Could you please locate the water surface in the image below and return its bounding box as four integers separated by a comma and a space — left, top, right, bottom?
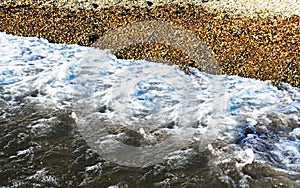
0, 32, 299, 187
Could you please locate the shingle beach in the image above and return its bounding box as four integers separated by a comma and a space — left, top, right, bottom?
0, 0, 299, 87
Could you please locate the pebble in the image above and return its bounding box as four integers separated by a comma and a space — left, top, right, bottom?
0, 1, 299, 87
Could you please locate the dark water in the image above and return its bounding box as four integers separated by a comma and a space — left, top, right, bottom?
0, 99, 299, 188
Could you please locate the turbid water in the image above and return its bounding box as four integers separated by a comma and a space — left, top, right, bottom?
0, 32, 300, 187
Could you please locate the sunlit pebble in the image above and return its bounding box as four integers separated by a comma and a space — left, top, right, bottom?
0, 2, 299, 87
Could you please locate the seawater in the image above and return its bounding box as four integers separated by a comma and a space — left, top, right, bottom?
0, 32, 299, 187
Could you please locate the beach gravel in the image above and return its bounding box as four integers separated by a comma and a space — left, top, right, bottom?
0, 0, 299, 87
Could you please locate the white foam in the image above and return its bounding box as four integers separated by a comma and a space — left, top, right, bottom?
27, 168, 58, 185
1, 32, 299, 172
85, 162, 102, 172
17, 147, 34, 156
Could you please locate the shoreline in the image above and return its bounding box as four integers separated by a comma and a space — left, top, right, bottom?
0, 1, 299, 87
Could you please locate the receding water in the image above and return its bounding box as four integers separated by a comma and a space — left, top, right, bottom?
1, 32, 300, 187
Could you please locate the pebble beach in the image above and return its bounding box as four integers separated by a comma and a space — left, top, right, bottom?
0, 0, 299, 87
1, 1, 300, 187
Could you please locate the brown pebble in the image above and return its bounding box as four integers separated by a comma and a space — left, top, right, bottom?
0, 3, 299, 87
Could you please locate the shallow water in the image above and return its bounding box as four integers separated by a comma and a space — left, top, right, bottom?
0, 32, 300, 187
